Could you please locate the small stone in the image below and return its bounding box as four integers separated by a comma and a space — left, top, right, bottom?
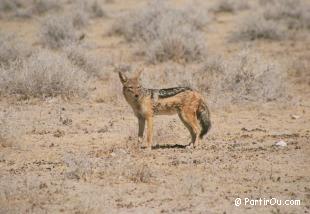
290, 114, 300, 119
275, 140, 287, 147
53, 130, 65, 138
97, 126, 108, 133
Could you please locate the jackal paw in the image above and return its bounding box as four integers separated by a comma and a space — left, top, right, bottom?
140, 145, 152, 150
138, 137, 143, 144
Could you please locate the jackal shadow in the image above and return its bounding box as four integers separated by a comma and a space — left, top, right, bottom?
151, 144, 187, 149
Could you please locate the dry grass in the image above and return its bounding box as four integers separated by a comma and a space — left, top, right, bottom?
137, 49, 286, 105
101, 72, 124, 103
262, 0, 310, 30
145, 25, 206, 63
0, 0, 63, 19
40, 15, 81, 49
0, 112, 13, 148
289, 55, 310, 85
232, 0, 310, 42
0, 32, 32, 66
64, 153, 95, 181
32, 0, 62, 15
0, 108, 24, 148
95, 63, 130, 103
126, 163, 152, 183
112, 1, 208, 63
65, 45, 104, 77
196, 49, 286, 104
0, 0, 24, 13
71, 9, 90, 29
230, 13, 286, 41
210, 0, 249, 13
0, 49, 88, 98
75, 0, 105, 18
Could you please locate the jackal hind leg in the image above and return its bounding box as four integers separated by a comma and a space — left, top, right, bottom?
179, 109, 201, 148
178, 112, 195, 146
146, 116, 153, 150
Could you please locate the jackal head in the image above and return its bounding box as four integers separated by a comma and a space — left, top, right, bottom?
118, 67, 143, 98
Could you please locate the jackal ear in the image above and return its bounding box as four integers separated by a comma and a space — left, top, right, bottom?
134, 67, 143, 79
118, 72, 127, 84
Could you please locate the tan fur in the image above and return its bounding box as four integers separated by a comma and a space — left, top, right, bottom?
118, 68, 211, 149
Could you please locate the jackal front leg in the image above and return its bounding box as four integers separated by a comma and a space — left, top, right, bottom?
138, 117, 145, 144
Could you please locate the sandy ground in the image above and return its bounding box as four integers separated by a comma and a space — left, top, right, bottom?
0, 0, 310, 213
1, 98, 309, 213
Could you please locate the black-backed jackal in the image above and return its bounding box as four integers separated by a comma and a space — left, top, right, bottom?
119, 68, 211, 149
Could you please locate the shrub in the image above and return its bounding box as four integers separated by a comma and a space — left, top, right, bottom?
146, 24, 206, 63
262, 0, 310, 30
196, 50, 286, 104
0, 0, 21, 12
71, 10, 90, 29
0, 0, 62, 19
231, 0, 310, 42
289, 55, 310, 85
32, 0, 62, 15
180, 4, 210, 30
0, 33, 32, 66
76, 0, 105, 18
230, 14, 286, 41
112, 1, 208, 63
0, 110, 23, 148
0, 49, 87, 98
65, 45, 102, 77
127, 164, 152, 183
88, 1, 105, 18
0, 0, 28, 19
0, 112, 12, 148
210, 0, 249, 13
40, 15, 79, 49
14, 7, 33, 19
64, 153, 94, 181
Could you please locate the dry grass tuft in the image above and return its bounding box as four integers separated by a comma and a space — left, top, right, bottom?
40, 15, 80, 49
196, 49, 286, 104
75, 0, 105, 18
288, 55, 310, 85
112, 1, 208, 63
262, 0, 310, 30
0, 120, 13, 148
0, 49, 88, 98
232, 0, 310, 42
64, 153, 95, 181
65, 45, 103, 77
0, 33, 32, 66
210, 0, 249, 13
0, 0, 63, 19
230, 14, 286, 41
0, 0, 24, 13
32, 0, 62, 15
71, 9, 90, 29
0, 110, 21, 148
127, 163, 152, 183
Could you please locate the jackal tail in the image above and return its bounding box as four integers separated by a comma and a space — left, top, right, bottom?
197, 101, 211, 139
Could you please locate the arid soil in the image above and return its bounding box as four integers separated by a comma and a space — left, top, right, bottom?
0, 0, 310, 213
